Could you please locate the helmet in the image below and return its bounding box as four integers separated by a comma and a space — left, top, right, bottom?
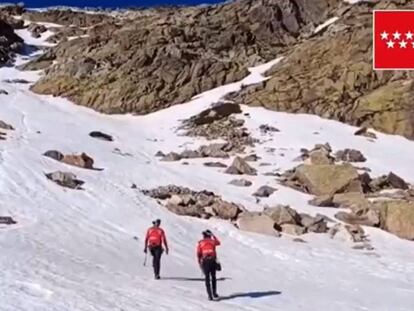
202, 230, 212, 238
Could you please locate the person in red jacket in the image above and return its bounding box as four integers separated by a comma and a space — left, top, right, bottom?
197, 230, 221, 300
144, 219, 169, 279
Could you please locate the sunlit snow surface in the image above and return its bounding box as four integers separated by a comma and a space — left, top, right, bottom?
0, 23, 414, 311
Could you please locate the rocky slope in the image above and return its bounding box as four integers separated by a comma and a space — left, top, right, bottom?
0, 18, 23, 65
16, 0, 341, 113
230, 0, 414, 139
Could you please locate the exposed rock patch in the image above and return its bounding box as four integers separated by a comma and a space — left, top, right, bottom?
89, 131, 113, 142
46, 171, 85, 189
43, 150, 97, 170
0, 216, 17, 225
28, 0, 340, 114
0, 18, 23, 65
253, 185, 277, 197
229, 179, 252, 187
142, 185, 245, 220
204, 162, 227, 168
0, 120, 14, 130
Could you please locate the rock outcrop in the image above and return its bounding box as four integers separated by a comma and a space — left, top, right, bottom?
0, 18, 23, 65
142, 185, 245, 220
285, 163, 361, 196
27, 0, 341, 114
230, 1, 414, 140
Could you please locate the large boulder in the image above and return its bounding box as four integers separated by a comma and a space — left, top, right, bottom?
374, 200, 414, 240
211, 201, 242, 220
293, 164, 361, 196
264, 205, 301, 226
225, 156, 257, 176
332, 192, 370, 212
236, 212, 281, 237
335, 210, 380, 227
62, 153, 95, 169
300, 213, 329, 233
281, 224, 307, 236
369, 172, 409, 192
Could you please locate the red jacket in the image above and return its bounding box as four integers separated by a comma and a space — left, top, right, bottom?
197, 236, 220, 262
145, 227, 168, 250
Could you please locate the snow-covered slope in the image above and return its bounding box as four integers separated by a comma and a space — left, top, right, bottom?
1, 26, 414, 311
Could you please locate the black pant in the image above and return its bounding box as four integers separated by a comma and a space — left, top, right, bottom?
149, 246, 163, 277
202, 256, 217, 299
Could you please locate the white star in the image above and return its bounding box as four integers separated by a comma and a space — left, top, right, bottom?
400, 40, 408, 48
393, 31, 401, 40
387, 40, 395, 48
406, 31, 414, 40
380, 31, 389, 40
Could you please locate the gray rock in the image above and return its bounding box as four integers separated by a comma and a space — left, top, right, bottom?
204, 162, 227, 168
335, 149, 366, 162
198, 143, 229, 158
387, 172, 409, 190
308, 195, 333, 207
161, 152, 182, 162
43, 150, 64, 161
0, 216, 17, 225
225, 156, 257, 176
259, 124, 280, 134
45, 171, 85, 189
264, 205, 301, 226
229, 179, 252, 187
180, 149, 202, 159
155, 151, 165, 157
243, 154, 261, 162
0, 120, 14, 130
187, 103, 242, 126
299, 213, 328, 233
0, 89, 8, 95
253, 185, 277, 197
89, 131, 113, 142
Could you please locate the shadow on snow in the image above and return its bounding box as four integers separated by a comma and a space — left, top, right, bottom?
218, 290, 281, 301
162, 276, 231, 282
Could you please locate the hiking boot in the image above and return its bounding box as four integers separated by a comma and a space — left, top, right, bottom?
208, 296, 213, 301
213, 293, 219, 299
155, 275, 161, 280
